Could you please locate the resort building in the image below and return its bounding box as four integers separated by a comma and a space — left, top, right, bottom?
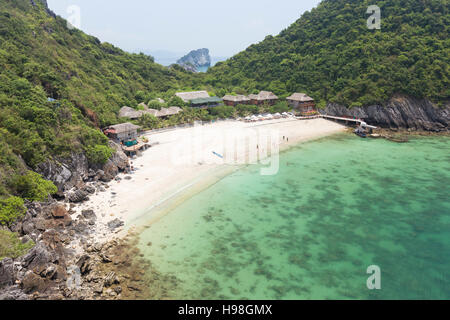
104, 123, 141, 144
175, 91, 210, 103
286, 93, 316, 113
190, 97, 223, 108
222, 95, 251, 106
119, 106, 144, 120
175, 90, 222, 108
156, 107, 183, 119
118, 106, 182, 120
248, 91, 279, 105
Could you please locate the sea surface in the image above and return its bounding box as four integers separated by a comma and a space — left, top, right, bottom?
136, 134, 450, 299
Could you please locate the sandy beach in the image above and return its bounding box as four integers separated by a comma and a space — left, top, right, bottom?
74, 118, 346, 243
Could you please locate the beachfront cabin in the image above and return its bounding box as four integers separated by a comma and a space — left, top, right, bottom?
248, 91, 278, 106
104, 123, 141, 144
119, 106, 144, 120
222, 95, 251, 107
119, 106, 182, 120
155, 107, 183, 119
286, 93, 316, 113
175, 91, 210, 103
190, 96, 223, 108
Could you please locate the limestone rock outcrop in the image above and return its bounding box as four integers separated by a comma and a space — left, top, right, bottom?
320, 95, 449, 132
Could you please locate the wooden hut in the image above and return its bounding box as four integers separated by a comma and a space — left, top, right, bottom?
104, 123, 141, 144
155, 107, 183, 119
222, 95, 251, 106
286, 93, 316, 113
119, 106, 143, 120
175, 91, 210, 103
248, 91, 278, 105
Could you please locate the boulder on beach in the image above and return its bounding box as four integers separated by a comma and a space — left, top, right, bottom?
107, 219, 124, 231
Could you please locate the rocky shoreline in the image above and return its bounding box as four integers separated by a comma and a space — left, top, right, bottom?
0, 138, 182, 300
1, 140, 145, 300
320, 95, 449, 132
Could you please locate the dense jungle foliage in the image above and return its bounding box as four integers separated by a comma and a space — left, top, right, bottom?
206, 0, 449, 108
0, 0, 202, 204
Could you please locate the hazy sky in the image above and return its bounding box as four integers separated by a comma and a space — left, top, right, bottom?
47, 0, 320, 57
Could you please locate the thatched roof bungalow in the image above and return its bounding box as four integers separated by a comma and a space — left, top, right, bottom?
222, 95, 251, 106
119, 106, 182, 120
248, 91, 278, 105
119, 106, 144, 120
175, 91, 210, 103
156, 107, 183, 118
286, 93, 316, 112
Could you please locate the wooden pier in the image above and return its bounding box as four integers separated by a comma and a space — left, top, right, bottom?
319, 114, 377, 129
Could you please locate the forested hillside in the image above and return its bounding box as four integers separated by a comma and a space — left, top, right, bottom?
206, 0, 449, 108
0, 0, 199, 199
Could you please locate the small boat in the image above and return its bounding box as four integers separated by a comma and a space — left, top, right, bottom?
354, 127, 367, 138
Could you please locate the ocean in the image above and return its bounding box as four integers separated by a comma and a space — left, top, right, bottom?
135, 133, 450, 299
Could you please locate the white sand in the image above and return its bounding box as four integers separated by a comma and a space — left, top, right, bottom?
74, 118, 346, 242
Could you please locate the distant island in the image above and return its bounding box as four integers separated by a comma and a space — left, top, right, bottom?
141, 49, 227, 71
176, 48, 211, 73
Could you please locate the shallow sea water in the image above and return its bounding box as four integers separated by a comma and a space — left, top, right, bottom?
136, 134, 450, 299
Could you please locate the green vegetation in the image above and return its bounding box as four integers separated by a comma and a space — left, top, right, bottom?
10, 171, 57, 202
206, 0, 449, 107
0, 0, 200, 196
0, 230, 34, 260
208, 105, 235, 119
85, 145, 113, 165
0, 196, 26, 226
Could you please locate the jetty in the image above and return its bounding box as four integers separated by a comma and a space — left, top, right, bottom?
320, 114, 377, 129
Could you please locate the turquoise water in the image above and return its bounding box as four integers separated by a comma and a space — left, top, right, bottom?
197, 66, 209, 73
137, 134, 450, 299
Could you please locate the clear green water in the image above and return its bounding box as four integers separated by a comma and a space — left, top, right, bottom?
137, 134, 450, 300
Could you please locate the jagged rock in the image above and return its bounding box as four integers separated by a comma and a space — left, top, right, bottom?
93, 283, 104, 294
34, 218, 48, 231
21, 235, 33, 244
22, 242, 55, 270
321, 95, 449, 132
100, 253, 112, 263
93, 243, 103, 252
68, 189, 89, 203
107, 219, 124, 231
38, 264, 57, 279
76, 255, 92, 275
83, 185, 96, 194
0, 258, 15, 289
36, 153, 89, 193
22, 220, 36, 235
50, 204, 68, 218
103, 272, 119, 287
109, 141, 129, 171
100, 160, 119, 182
21, 271, 49, 294
81, 210, 96, 222
0, 285, 29, 300
71, 220, 90, 234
